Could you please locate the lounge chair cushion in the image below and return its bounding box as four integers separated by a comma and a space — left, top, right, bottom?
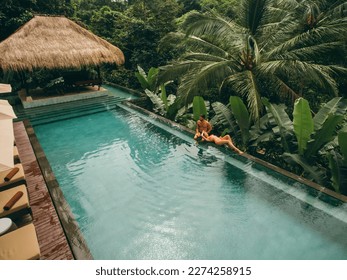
13, 146, 20, 163
0, 164, 26, 190
0, 185, 30, 218
0, 223, 40, 260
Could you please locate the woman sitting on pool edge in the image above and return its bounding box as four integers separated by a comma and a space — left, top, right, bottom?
201, 132, 243, 154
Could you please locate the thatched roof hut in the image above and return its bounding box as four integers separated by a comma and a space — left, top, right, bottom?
0, 15, 125, 72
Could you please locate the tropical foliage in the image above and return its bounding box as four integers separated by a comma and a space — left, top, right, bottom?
135, 66, 209, 129
135, 65, 176, 117
158, 0, 347, 121
210, 95, 347, 193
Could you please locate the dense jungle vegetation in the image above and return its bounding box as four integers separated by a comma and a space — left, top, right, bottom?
1, 0, 347, 194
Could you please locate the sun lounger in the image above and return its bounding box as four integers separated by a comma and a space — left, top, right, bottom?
0, 164, 26, 191
0, 184, 32, 219
0, 223, 40, 260
73, 79, 102, 90
14, 146, 20, 163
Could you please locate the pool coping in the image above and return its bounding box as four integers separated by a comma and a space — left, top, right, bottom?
23, 119, 93, 260
124, 101, 347, 204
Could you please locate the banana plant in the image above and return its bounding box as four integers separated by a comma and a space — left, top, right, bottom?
135, 65, 159, 92
283, 97, 347, 187
229, 96, 250, 146
136, 65, 176, 117
144, 89, 167, 116
175, 96, 210, 130
293, 98, 313, 155
144, 86, 176, 117
210, 95, 347, 192
210, 96, 255, 148
262, 97, 295, 153
192, 96, 207, 121
259, 96, 347, 187
210, 101, 238, 137
305, 97, 347, 158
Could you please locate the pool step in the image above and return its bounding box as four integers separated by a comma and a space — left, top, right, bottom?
14, 95, 126, 125
19, 96, 121, 120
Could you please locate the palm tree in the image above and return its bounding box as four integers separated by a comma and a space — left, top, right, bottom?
159, 0, 347, 122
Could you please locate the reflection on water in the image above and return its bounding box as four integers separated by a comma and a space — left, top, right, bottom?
196, 148, 219, 166
34, 108, 347, 260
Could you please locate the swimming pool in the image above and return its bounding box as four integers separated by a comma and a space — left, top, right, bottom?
34, 102, 347, 260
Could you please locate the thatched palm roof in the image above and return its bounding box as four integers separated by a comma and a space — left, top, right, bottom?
0, 15, 125, 72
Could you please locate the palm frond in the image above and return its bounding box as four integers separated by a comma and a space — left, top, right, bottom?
183, 11, 245, 39
184, 35, 231, 57
258, 17, 300, 52
299, 62, 340, 96
320, 1, 347, 23
159, 32, 186, 50
259, 60, 339, 96
161, 32, 235, 58
266, 23, 347, 59
183, 52, 229, 62
223, 70, 263, 122
280, 41, 344, 61
211, 101, 238, 135
238, 0, 272, 35
181, 11, 246, 54
158, 60, 211, 85
272, 75, 301, 102
176, 61, 233, 106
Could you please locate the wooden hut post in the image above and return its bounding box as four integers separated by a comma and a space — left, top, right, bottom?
19, 71, 30, 97
97, 66, 101, 90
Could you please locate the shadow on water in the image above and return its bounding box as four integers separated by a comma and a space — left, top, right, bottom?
196, 148, 219, 166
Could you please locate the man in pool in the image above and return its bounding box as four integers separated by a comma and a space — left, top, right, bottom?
202, 133, 243, 154
194, 114, 212, 140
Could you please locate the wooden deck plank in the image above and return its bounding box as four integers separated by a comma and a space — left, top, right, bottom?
13, 121, 74, 260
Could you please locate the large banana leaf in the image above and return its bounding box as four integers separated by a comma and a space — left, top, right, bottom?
283, 153, 325, 185
249, 114, 272, 144
167, 94, 176, 107
211, 102, 237, 135
318, 123, 347, 155
328, 151, 341, 193
293, 98, 314, 155
229, 96, 250, 145
145, 89, 166, 116
313, 97, 347, 130
175, 102, 193, 121
135, 72, 150, 90
147, 67, 159, 91
193, 96, 207, 121
262, 98, 293, 152
135, 66, 159, 92
160, 84, 168, 110
137, 65, 147, 79
305, 114, 344, 157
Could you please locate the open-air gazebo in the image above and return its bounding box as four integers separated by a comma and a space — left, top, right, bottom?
0, 15, 125, 104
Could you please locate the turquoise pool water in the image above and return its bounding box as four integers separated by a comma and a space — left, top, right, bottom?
34, 106, 347, 260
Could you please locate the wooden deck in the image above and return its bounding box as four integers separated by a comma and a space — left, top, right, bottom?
13, 121, 74, 260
